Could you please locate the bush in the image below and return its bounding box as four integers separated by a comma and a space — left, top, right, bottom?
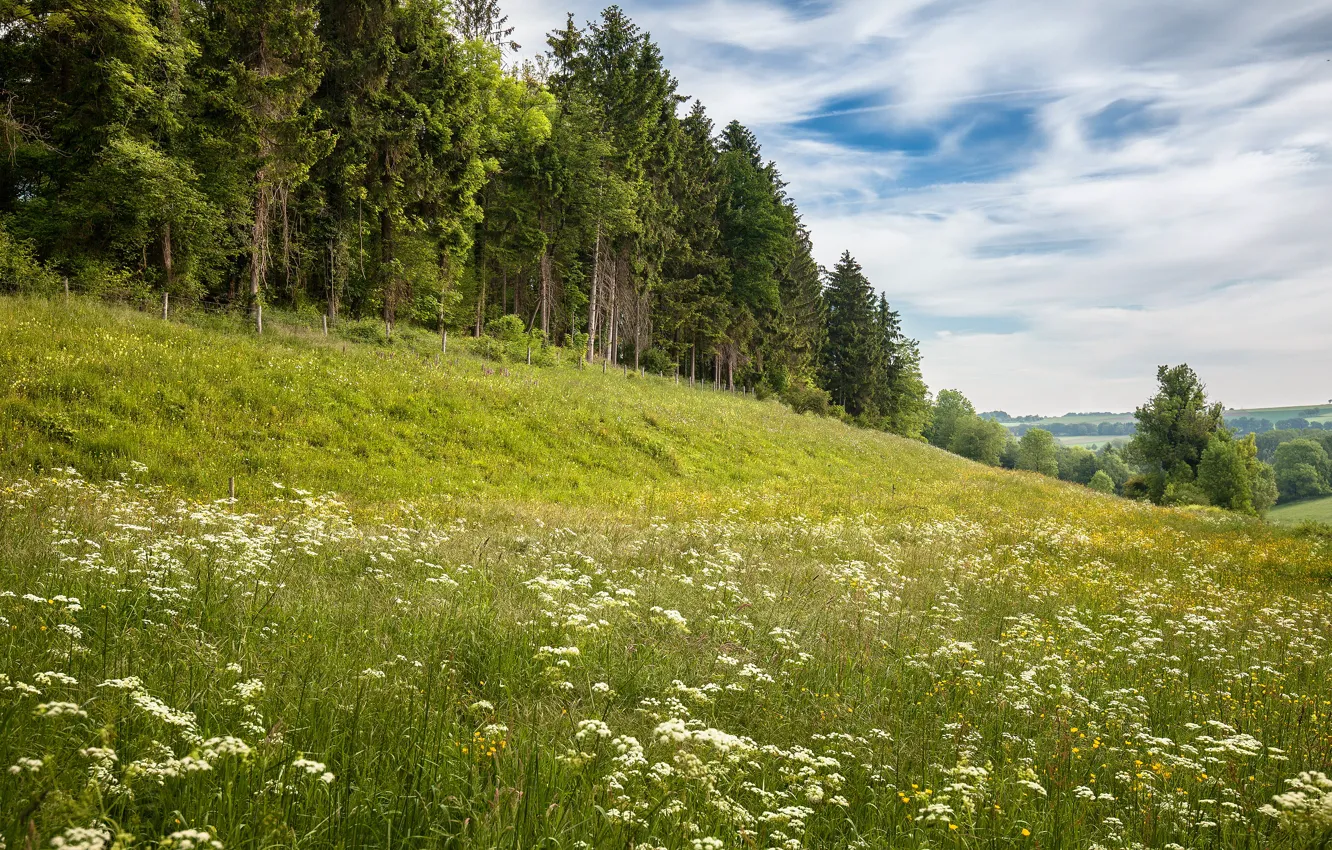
485, 314, 527, 343
1165, 481, 1211, 508
0, 221, 63, 294
782, 383, 831, 416
1089, 469, 1116, 494
1122, 475, 1152, 501
641, 348, 672, 376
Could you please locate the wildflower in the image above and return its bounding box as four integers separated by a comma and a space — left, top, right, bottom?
35, 701, 88, 719
8, 757, 43, 775
159, 830, 223, 850
291, 757, 335, 783
48, 827, 113, 850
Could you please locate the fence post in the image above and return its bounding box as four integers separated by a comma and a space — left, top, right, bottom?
63, 278, 69, 305
526, 345, 532, 365
322, 315, 328, 336
162, 291, 169, 320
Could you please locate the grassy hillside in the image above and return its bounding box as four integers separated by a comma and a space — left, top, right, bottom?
1, 297, 1086, 524
1269, 495, 1332, 526
3, 297, 1331, 850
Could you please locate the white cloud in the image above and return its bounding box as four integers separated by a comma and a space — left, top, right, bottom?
508, 0, 1332, 412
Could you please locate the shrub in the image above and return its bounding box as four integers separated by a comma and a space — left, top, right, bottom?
1122, 475, 1152, 501
1165, 481, 1211, 507
641, 348, 672, 376
485, 314, 527, 343
1089, 469, 1115, 494
782, 383, 831, 416
0, 221, 62, 294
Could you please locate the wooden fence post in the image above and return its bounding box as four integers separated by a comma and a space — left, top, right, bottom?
63, 278, 69, 305
526, 346, 532, 365
322, 315, 328, 336
256, 303, 263, 335
162, 292, 169, 320
228, 477, 235, 500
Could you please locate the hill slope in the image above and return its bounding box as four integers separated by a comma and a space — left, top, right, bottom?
2, 297, 1330, 850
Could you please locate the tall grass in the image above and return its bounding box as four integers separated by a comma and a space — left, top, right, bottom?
2, 297, 1330, 849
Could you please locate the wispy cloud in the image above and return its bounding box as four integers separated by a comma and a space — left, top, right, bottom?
510, 0, 1332, 413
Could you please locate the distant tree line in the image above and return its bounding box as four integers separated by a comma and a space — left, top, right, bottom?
0, 1, 930, 437
1010, 421, 1136, 438
932, 365, 1330, 515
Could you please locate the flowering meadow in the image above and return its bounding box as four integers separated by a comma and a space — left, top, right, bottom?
2, 465, 1330, 850
3, 299, 1332, 848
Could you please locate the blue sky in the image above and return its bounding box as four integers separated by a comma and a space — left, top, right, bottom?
509, 0, 1332, 413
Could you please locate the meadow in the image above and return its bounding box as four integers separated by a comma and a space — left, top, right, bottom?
1269, 495, 1332, 527
3, 297, 1332, 850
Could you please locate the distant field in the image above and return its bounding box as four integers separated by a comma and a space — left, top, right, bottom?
1006, 403, 1332, 433
1269, 495, 1332, 526
1054, 435, 1129, 449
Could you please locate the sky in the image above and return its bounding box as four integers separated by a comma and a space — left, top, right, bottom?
506, 0, 1332, 414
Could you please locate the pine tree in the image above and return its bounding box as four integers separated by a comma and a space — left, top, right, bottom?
453, 0, 519, 53
821, 251, 876, 415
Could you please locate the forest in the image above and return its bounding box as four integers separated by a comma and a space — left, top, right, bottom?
0, 0, 930, 434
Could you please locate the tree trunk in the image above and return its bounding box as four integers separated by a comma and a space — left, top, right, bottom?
539, 248, 552, 337
380, 202, 395, 336
475, 236, 486, 337
587, 223, 601, 361
608, 262, 618, 364
250, 183, 267, 308
162, 221, 174, 291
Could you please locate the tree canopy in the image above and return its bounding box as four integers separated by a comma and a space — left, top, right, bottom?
0, 0, 930, 438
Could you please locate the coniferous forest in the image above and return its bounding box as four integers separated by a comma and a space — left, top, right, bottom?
0, 0, 931, 435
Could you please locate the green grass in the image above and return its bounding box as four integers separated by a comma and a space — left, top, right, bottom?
3, 296, 1332, 850
1268, 494, 1332, 526
1051, 435, 1129, 449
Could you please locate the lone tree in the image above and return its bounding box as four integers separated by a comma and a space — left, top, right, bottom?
1129, 364, 1225, 501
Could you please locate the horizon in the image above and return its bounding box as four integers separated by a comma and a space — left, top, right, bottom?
511, 0, 1332, 413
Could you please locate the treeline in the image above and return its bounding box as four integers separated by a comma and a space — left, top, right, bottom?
926, 391, 1131, 495
1228, 415, 1332, 435
0, 0, 929, 435
931, 365, 1329, 514
1010, 421, 1136, 438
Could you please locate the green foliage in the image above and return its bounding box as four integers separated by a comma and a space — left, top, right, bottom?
1018, 428, 1060, 477
3, 296, 1332, 850
1088, 469, 1116, 494
1130, 364, 1226, 494
640, 348, 672, 375
1197, 434, 1254, 514
1056, 445, 1099, 485
0, 1, 933, 440
927, 389, 976, 450
948, 417, 1009, 466
781, 382, 832, 417
1273, 439, 1332, 502
0, 221, 62, 294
